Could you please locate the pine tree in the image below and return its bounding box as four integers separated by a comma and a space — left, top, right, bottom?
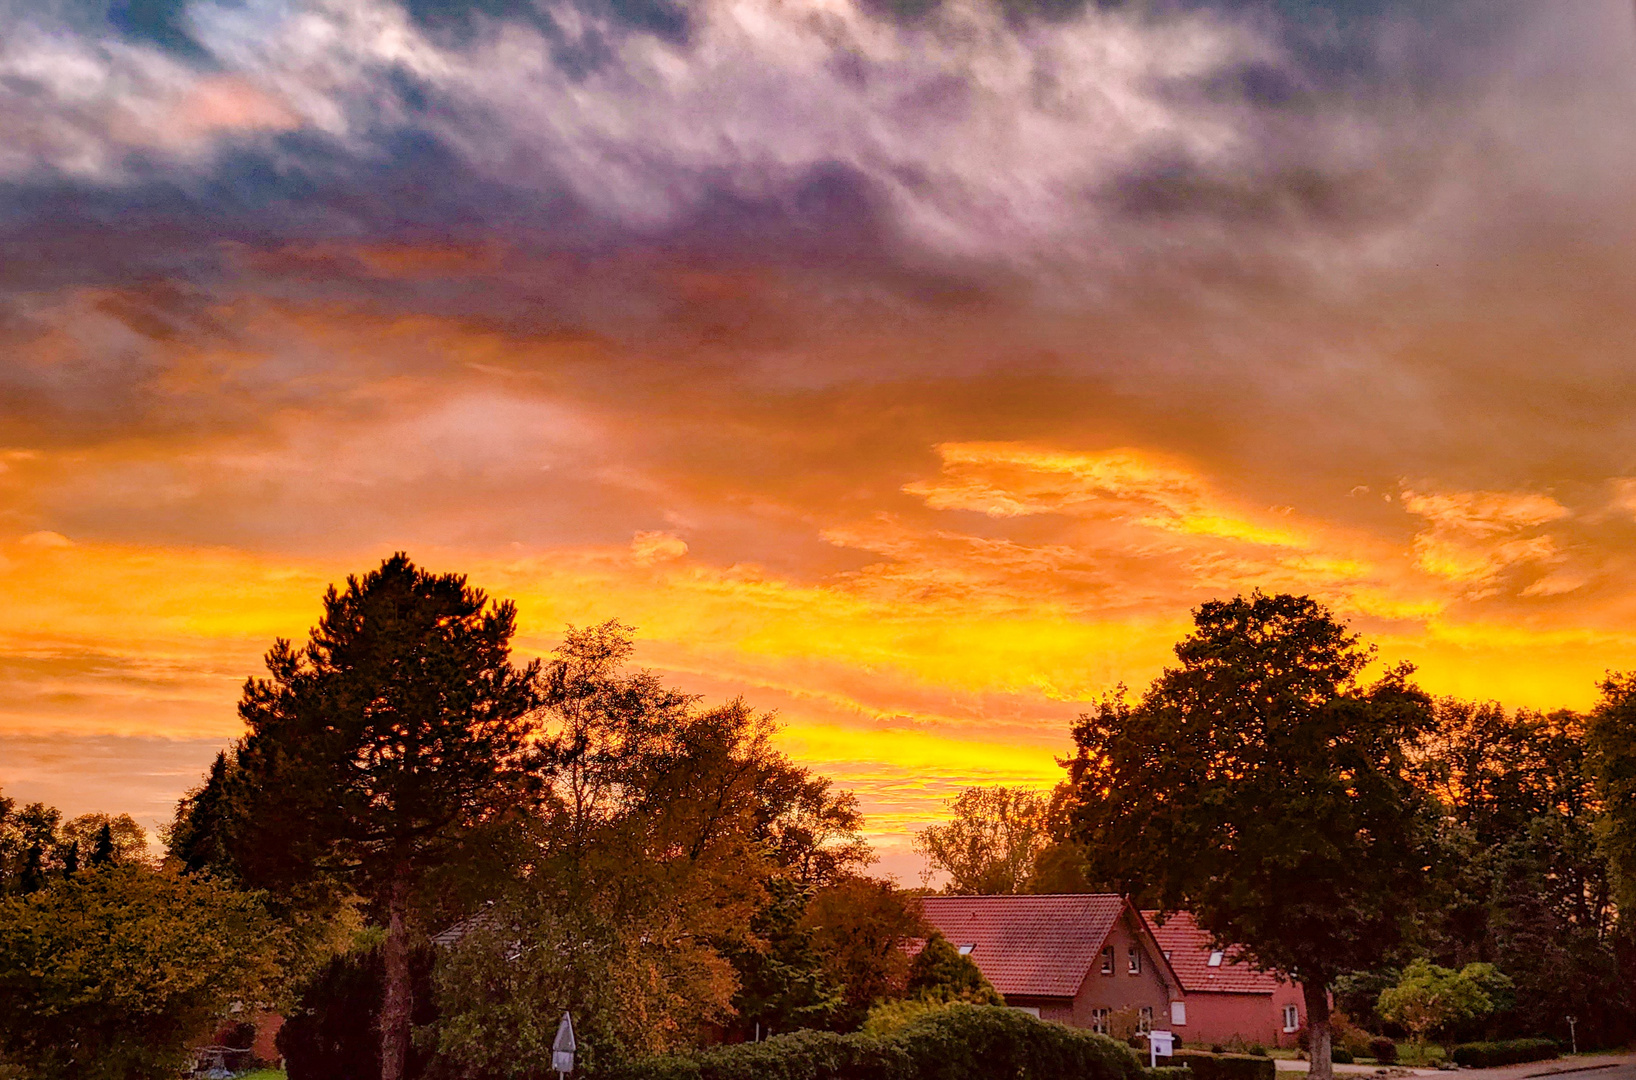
224, 554, 541, 1080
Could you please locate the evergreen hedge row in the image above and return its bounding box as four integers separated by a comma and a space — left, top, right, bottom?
602, 1004, 1163, 1080
1449, 1039, 1559, 1068
1169, 1049, 1277, 1080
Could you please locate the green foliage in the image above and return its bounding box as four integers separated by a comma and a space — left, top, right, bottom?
1168, 1051, 1276, 1080
1143, 1068, 1194, 1080
861, 998, 955, 1037
0, 792, 64, 894
1409, 699, 1625, 1045
1589, 673, 1636, 915
0, 864, 283, 1080
604, 1003, 1144, 1080
429, 621, 885, 1073
905, 930, 1002, 1005
802, 876, 929, 1028
914, 786, 1051, 895
724, 876, 846, 1038
1376, 959, 1507, 1043
1071, 593, 1439, 1077
1448, 1039, 1559, 1067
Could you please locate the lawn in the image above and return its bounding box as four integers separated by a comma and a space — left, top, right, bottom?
235, 1070, 286, 1080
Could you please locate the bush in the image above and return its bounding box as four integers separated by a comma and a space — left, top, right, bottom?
1331, 1049, 1353, 1064
1145, 1068, 1193, 1080
1368, 1037, 1397, 1064
1169, 1050, 1276, 1080
604, 1004, 1144, 1080
1449, 1039, 1558, 1068
1295, 1013, 1370, 1060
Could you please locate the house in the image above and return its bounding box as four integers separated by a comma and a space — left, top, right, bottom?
918, 894, 1182, 1035
1142, 910, 1306, 1049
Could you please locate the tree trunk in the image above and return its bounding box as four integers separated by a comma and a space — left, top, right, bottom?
380, 872, 413, 1080
1304, 979, 1333, 1080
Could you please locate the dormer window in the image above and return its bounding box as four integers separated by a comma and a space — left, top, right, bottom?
1208, 950, 1224, 967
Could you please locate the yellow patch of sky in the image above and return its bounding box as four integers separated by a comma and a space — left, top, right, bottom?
3, 443, 1633, 850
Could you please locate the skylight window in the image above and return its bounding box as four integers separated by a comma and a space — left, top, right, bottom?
958, 944, 975, 956
1207, 951, 1224, 967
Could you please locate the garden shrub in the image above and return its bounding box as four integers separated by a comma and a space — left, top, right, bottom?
1170, 1050, 1277, 1080
1144, 1067, 1193, 1080
603, 1004, 1145, 1080
862, 998, 953, 1038
1367, 1037, 1397, 1064
1331, 1048, 1353, 1064
1449, 1039, 1558, 1068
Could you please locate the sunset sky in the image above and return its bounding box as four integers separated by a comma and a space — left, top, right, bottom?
5, 0, 1636, 878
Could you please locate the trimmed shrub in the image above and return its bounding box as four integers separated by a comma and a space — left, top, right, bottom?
1449, 1039, 1558, 1068
1145, 1067, 1194, 1080
1331, 1048, 1353, 1064
1368, 1037, 1397, 1065
1170, 1050, 1277, 1080
603, 1004, 1144, 1080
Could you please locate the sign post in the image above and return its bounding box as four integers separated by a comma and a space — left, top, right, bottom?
552, 1012, 576, 1077
1149, 1030, 1174, 1069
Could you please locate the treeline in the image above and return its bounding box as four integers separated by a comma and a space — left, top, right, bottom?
4, 567, 1636, 1080
915, 595, 1636, 1058
0, 556, 996, 1080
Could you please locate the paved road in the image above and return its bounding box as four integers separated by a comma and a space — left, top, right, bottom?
1273, 1055, 1636, 1080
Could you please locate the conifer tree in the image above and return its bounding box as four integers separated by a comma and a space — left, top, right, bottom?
224, 554, 541, 1080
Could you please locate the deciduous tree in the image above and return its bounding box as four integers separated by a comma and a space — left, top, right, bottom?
1376, 959, 1506, 1046
0, 864, 282, 1080
1070, 592, 1438, 1080
914, 785, 1050, 895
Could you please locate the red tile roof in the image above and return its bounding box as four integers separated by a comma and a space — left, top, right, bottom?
919, 893, 1129, 998
1142, 910, 1284, 995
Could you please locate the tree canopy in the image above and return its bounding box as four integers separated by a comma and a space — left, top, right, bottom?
1070, 592, 1439, 1080
0, 864, 282, 1080
208, 554, 544, 1080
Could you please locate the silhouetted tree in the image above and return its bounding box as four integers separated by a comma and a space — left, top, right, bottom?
1070, 592, 1438, 1080
224, 554, 542, 1080
914, 785, 1050, 895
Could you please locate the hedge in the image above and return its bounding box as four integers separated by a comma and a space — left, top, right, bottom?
1169, 1050, 1277, 1080
1144, 1067, 1194, 1080
1449, 1040, 1558, 1068
603, 1004, 1147, 1080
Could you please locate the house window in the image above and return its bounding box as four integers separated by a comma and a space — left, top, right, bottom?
1101, 947, 1115, 975
1090, 1008, 1110, 1035
1128, 947, 1142, 975
958, 944, 975, 956
1139, 1006, 1154, 1033
1207, 950, 1224, 967
1171, 1001, 1188, 1027
1283, 1004, 1300, 1032
1013, 1006, 1040, 1018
